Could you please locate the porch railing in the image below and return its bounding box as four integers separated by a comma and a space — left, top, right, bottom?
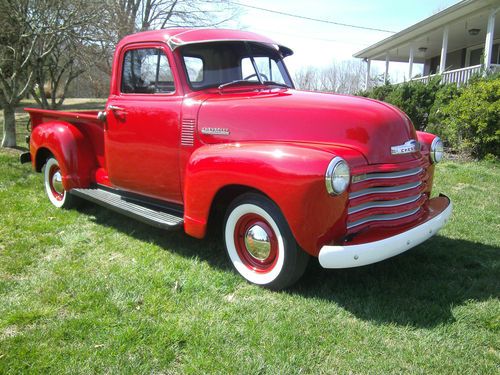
411, 64, 500, 86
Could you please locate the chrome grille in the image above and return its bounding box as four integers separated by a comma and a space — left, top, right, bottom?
347, 165, 428, 233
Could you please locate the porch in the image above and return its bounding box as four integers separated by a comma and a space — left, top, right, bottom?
354, 0, 500, 88
412, 63, 500, 85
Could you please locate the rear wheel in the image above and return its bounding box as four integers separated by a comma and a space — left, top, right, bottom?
224, 193, 309, 290
43, 157, 78, 209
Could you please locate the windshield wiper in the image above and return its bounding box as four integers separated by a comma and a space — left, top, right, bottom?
218, 80, 263, 90
218, 80, 291, 90
263, 81, 291, 88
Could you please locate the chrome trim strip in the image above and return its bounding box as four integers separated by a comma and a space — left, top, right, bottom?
352, 167, 422, 184
348, 194, 422, 215
349, 181, 421, 199
347, 207, 421, 230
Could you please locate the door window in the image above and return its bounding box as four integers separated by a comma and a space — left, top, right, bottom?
121, 48, 175, 94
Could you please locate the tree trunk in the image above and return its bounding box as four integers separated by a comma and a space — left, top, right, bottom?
1, 106, 17, 148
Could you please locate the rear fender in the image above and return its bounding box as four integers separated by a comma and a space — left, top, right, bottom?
183, 142, 357, 256
30, 121, 96, 190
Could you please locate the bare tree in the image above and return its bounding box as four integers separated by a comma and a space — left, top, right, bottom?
294, 60, 368, 95
30, 2, 103, 109
294, 67, 320, 91
93, 0, 238, 75
0, 0, 102, 147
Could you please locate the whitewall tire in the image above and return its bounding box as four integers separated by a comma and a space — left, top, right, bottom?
43, 157, 78, 209
224, 193, 309, 290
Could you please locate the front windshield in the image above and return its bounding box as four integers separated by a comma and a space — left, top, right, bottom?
179, 41, 294, 90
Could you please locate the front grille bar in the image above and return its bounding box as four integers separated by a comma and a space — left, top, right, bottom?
349, 181, 421, 199
348, 194, 422, 215
347, 207, 421, 230
352, 167, 423, 184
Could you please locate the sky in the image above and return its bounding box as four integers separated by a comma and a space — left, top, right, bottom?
224, 0, 462, 82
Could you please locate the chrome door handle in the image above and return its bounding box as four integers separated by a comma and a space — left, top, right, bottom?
108, 105, 125, 111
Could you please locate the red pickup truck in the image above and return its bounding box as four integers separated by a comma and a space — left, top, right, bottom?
22, 29, 452, 289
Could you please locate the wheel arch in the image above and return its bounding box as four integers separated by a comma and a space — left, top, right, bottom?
30, 121, 97, 190
35, 147, 53, 172
206, 184, 273, 236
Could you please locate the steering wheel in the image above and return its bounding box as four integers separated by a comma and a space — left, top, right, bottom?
243, 73, 269, 81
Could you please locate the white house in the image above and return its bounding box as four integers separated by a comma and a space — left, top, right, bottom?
354, 0, 499, 88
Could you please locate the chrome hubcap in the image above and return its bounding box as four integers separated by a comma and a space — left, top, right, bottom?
51, 170, 64, 195
244, 224, 271, 260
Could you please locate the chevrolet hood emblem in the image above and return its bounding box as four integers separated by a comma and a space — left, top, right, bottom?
391, 140, 419, 155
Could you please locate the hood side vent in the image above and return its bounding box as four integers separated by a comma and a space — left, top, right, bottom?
181, 118, 196, 146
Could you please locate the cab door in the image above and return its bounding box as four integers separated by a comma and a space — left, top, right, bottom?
105, 44, 183, 204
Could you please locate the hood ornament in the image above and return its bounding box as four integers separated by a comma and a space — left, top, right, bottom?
391, 140, 419, 155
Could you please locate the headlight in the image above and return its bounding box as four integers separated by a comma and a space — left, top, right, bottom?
430, 137, 444, 163
325, 157, 350, 195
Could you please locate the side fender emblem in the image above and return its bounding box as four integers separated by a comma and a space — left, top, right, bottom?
391, 140, 419, 155
201, 127, 230, 136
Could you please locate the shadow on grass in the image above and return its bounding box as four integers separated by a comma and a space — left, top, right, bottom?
79, 203, 499, 328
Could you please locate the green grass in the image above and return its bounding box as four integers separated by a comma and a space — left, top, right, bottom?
0, 119, 499, 372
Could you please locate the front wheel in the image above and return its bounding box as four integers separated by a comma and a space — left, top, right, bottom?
224, 193, 309, 290
43, 157, 78, 209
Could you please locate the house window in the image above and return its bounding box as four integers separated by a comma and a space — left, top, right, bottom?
121, 48, 175, 94
467, 43, 500, 66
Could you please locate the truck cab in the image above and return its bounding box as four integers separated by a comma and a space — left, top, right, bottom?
24, 29, 452, 289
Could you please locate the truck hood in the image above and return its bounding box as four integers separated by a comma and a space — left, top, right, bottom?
197, 89, 419, 164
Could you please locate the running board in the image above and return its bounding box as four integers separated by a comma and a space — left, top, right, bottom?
71, 188, 184, 230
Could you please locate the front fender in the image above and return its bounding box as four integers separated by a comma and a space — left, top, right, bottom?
416, 131, 437, 194
184, 142, 363, 256
30, 121, 96, 190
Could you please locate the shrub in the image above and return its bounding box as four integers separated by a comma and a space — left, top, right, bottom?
437, 77, 499, 159
427, 83, 462, 136
359, 77, 442, 130
384, 78, 442, 130
357, 83, 395, 101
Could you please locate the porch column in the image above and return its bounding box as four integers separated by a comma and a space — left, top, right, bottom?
439, 26, 449, 73
484, 8, 498, 70
384, 53, 389, 83
365, 59, 371, 90
408, 46, 414, 79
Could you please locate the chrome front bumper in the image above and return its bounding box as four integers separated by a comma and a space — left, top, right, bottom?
318, 196, 452, 268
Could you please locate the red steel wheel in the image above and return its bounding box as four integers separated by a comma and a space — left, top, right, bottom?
234, 213, 279, 273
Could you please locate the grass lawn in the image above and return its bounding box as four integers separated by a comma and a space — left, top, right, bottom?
0, 103, 499, 373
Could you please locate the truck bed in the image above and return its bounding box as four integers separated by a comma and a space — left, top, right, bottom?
25, 107, 106, 172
